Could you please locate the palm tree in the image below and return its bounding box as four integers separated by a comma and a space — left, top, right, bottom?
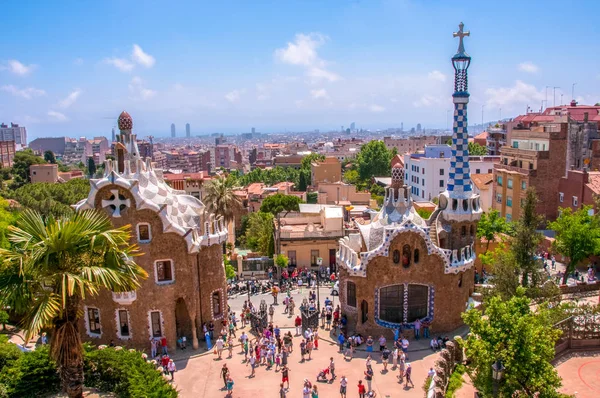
203, 175, 243, 223
0, 209, 147, 398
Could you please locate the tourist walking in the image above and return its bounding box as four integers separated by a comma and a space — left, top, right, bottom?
295, 315, 302, 336
167, 359, 176, 381
339, 375, 348, 398
381, 346, 391, 371
221, 364, 229, 388
279, 383, 287, 398
311, 384, 319, 398
414, 319, 421, 340
247, 353, 256, 377
364, 365, 374, 392
215, 336, 224, 359
329, 357, 336, 380
226, 375, 234, 397
405, 363, 414, 388
281, 365, 290, 389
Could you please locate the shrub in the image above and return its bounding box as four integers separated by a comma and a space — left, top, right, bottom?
83, 344, 177, 398
445, 364, 466, 398
0, 345, 60, 397
0, 336, 23, 373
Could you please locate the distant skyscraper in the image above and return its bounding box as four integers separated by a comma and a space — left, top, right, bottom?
171, 123, 176, 138
111, 127, 115, 142
416, 123, 422, 133
251, 127, 256, 134
350, 122, 356, 131
186, 123, 191, 138
400, 122, 404, 132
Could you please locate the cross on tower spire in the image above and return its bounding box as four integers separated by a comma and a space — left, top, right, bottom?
453, 22, 470, 56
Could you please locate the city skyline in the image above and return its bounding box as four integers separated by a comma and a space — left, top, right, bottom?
2, 0, 599, 139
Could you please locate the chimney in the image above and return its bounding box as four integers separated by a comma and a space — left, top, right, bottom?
570, 100, 577, 107
584, 112, 589, 123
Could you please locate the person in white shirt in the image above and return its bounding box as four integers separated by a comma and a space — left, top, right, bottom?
428, 367, 436, 378
167, 359, 176, 380
215, 337, 224, 359
339, 375, 348, 398
401, 337, 409, 359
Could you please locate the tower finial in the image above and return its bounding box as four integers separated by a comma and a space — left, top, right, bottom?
452, 22, 470, 56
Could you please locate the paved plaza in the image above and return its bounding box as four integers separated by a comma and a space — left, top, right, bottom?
556, 353, 600, 398
171, 285, 449, 397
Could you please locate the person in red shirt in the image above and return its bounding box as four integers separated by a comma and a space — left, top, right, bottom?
357, 380, 366, 398
160, 336, 168, 355
295, 316, 302, 336
161, 354, 170, 375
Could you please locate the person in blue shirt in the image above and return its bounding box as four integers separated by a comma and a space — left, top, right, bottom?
337, 332, 345, 352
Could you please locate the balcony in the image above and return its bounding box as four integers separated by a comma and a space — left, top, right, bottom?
279, 228, 344, 240
112, 291, 137, 305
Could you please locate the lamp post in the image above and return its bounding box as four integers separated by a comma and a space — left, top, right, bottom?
492, 359, 505, 397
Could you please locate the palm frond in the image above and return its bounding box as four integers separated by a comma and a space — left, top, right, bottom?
21, 291, 61, 341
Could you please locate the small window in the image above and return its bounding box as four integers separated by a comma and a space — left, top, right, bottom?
347, 281, 357, 308
87, 308, 101, 335
506, 213, 512, 222
439, 180, 444, 187
488, 169, 493, 173
150, 311, 162, 337
497, 176, 503, 186
507, 197, 513, 207
521, 181, 526, 190
392, 249, 400, 264
470, 225, 474, 236
212, 291, 222, 317
310, 250, 320, 266
402, 245, 411, 268
462, 199, 468, 211
559, 192, 564, 203
507, 179, 513, 189
439, 168, 444, 176
118, 310, 130, 337
496, 194, 502, 203
155, 260, 174, 283
461, 226, 466, 236
413, 249, 420, 264
475, 169, 480, 174
137, 223, 151, 243
572, 196, 578, 207
422, 168, 425, 175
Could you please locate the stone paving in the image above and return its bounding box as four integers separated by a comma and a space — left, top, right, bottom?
171, 286, 454, 397
556, 352, 600, 398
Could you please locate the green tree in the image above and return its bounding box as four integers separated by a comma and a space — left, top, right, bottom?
511, 188, 543, 286
484, 245, 521, 300
203, 175, 243, 223
307, 192, 318, 204
274, 254, 289, 269
0, 209, 147, 398
2, 179, 90, 219
343, 169, 360, 185
548, 205, 600, 284
223, 255, 236, 279
477, 209, 509, 254
44, 151, 57, 164
242, 212, 275, 256
356, 140, 395, 180
468, 141, 488, 155
300, 153, 325, 170
0, 310, 8, 330
298, 169, 309, 191
0, 167, 11, 181
86, 157, 96, 178
462, 287, 563, 397
9, 149, 44, 189
0, 197, 18, 249
261, 193, 302, 254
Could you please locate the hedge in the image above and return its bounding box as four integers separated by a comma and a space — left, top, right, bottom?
0, 338, 177, 398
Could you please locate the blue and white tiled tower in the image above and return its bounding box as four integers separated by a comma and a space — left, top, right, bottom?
437, 23, 481, 229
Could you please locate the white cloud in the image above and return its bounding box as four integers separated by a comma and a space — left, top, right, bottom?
104, 57, 135, 72
310, 88, 328, 99
428, 70, 446, 82
369, 104, 385, 113
128, 76, 156, 100
413, 95, 441, 108
1, 85, 46, 99
485, 80, 544, 109
58, 89, 82, 109
3, 60, 36, 76
225, 89, 244, 103
131, 44, 155, 68
275, 33, 340, 82
518, 62, 539, 73
48, 110, 68, 122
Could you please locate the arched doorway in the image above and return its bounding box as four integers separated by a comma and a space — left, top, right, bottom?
175, 298, 193, 341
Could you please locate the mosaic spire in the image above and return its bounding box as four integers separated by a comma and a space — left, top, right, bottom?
447, 22, 473, 199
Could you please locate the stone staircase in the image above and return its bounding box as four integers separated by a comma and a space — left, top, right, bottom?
428, 211, 440, 246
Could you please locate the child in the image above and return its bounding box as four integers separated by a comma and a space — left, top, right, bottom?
275, 352, 282, 371
358, 380, 366, 398
226, 376, 234, 396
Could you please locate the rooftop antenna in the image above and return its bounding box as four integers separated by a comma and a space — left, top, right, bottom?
545, 86, 550, 110
572, 83, 577, 101
553, 87, 560, 107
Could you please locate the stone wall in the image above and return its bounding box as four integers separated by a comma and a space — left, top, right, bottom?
431, 338, 464, 398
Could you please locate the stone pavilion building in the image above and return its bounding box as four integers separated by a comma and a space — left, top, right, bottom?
74, 111, 228, 350
337, 23, 481, 335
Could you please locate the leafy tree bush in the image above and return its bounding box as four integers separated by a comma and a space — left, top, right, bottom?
0, 335, 23, 373
0, 197, 18, 249
445, 364, 466, 398
356, 140, 396, 180
416, 208, 432, 220
462, 288, 563, 397
0, 345, 61, 397
275, 254, 289, 269
2, 179, 90, 219
44, 151, 57, 164
83, 345, 177, 398
8, 149, 45, 189
0, 311, 8, 330
241, 212, 274, 256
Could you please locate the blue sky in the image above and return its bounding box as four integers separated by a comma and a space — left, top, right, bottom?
2, 0, 599, 139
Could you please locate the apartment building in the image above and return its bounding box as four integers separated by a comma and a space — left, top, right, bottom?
404, 145, 499, 201
0, 141, 15, 168
383, 135, 438, 154
311, 157, 342, 186
0, 123, 27, 148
